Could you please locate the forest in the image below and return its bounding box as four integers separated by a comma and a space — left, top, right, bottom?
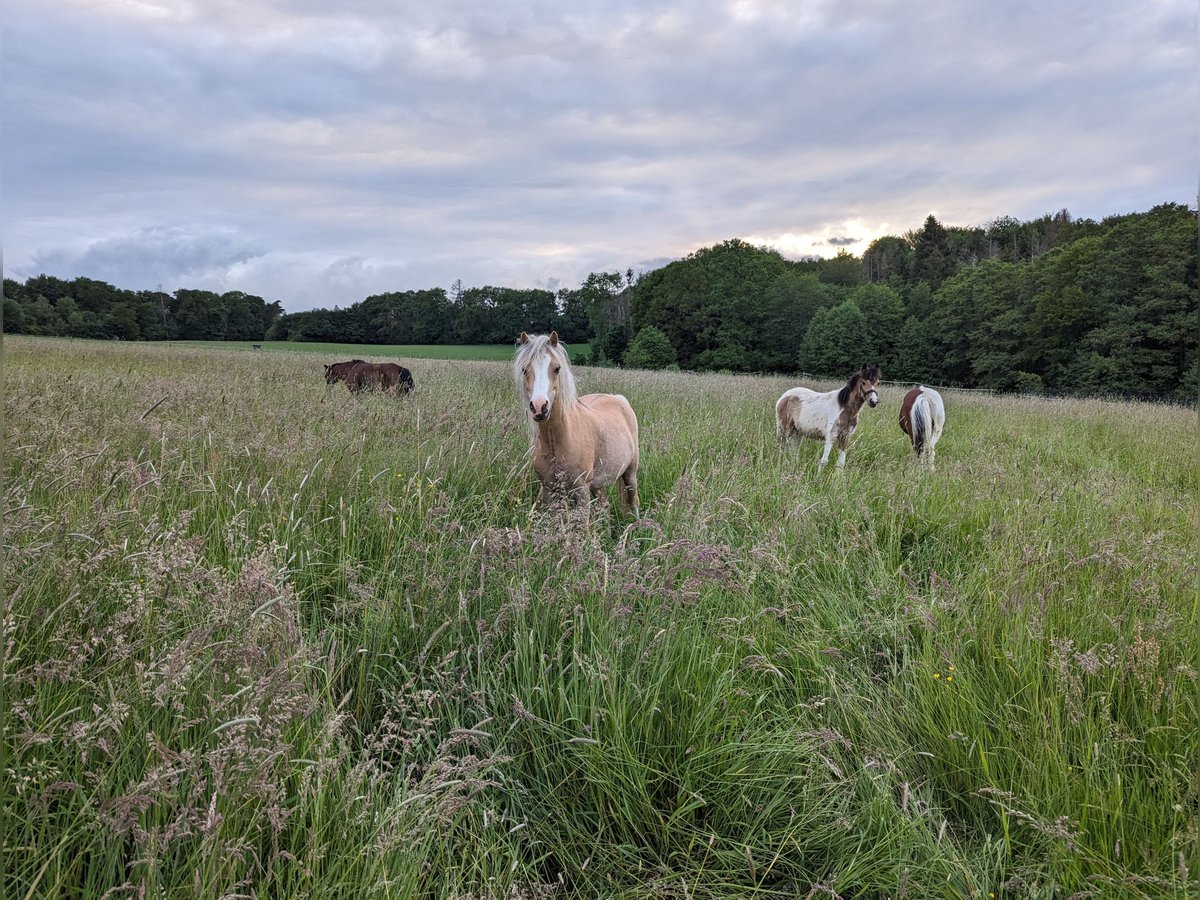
4, 203, 1195, 400
1, 279, 284, 344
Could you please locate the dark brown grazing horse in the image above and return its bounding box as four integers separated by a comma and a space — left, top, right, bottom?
325, 360, 414, 395
324, 359, 366, 386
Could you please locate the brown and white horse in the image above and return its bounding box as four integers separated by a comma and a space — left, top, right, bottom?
899, 385, 945, 469
775, 364, 882, 468
515, 331, 639, 521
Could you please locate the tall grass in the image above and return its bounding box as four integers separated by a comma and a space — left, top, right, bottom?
171, 339, 560, 361
4, 335, 1196, 898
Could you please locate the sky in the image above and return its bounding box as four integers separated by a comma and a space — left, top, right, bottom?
5, 0, 1196, 312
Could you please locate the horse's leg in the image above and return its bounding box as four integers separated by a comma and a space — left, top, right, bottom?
618, 469, 639, 517
591, 484, 610, 516
818, 435, 833, 468
835, 432, 850, 469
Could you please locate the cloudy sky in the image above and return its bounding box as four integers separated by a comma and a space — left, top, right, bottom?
6, 0, 1195, 311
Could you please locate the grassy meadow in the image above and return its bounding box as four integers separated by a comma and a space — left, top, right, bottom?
3, 335, 1197, 899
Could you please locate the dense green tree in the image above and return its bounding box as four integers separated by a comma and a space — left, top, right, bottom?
986, 215, 1031, 262
816, 249, 865, 287
890, 316, 942, 383
23, 275, 71, 305
23, 297, 62, 335
755, 271, 835, 372
946, 225, 989, 266
929, 260, 1033, 388
602, 324, 630, 365
453, 290, 492, 344
172, 290, 227, 340
863, 236, 913, 283
631, 239, 799, 371
555, 288, 592, 344
1027, 236, 1105, 387
574, 272, 627, 351
849, 283, 905, 369
797, 300, 869, 377
904, 282, 935, 320
1073, 206, 1197, 398
4, 297, 26, 332
408, 290, 452, 343
262, 300, 284, 334
223, 292, 266, 341
107, 304, 141, 340
623, 325, 677, 370
55, 296, 80, 329
912, 214, 955, 290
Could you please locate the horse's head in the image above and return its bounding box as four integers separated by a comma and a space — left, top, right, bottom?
515, 331, 575, 422
858, 364, 882, 408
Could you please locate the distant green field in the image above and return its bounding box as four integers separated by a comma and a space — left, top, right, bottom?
172, 339, 591, 361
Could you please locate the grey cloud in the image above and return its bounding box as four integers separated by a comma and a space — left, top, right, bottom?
6, 0, 1194, 311
26, 227, 267, 293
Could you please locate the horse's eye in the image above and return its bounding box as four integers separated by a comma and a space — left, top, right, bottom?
554, 365, 561, 374
522, 367, 528, 375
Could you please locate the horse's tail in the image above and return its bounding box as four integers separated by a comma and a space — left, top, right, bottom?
911, 394, 930, 456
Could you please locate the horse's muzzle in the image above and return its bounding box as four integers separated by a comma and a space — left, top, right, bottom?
530, 400, 549, 420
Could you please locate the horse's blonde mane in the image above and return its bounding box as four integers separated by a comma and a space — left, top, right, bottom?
514, 334, 578, 411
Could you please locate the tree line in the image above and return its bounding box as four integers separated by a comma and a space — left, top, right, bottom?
2, 276, 284, 343
622, 203, 1196, 401
263, 280, 599, 347
3, 203, 1194, 400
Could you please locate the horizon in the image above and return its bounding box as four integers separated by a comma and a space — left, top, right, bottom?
8, 200, 1191, 311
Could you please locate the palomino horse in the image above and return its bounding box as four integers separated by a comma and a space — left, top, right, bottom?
899, 385, 945, 469
514, 331, 639, 521
775, 364, 882, 468
325, 360, 414, 395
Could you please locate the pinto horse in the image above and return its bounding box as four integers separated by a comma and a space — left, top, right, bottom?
775, 364, 882, 468
515, 331, 639, 521
899, 385, 945, 468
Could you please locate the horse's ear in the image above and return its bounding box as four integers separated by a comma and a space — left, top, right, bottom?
549, 331, 559, 346
518, 332, 530, 345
